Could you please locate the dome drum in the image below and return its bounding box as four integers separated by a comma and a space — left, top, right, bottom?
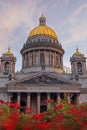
21, 42, 64, 56
21, 46, 64, 72
21, 15, 65, 73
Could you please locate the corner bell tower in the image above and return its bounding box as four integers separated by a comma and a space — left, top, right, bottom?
0, 47, 16, 75
70, 48, 86, 75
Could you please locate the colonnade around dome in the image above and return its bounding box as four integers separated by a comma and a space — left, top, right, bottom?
22, 50, 63, 70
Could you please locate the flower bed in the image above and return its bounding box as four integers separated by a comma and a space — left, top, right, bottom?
0, 98, 87, 130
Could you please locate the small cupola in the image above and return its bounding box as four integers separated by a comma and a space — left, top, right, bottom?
39, 14, 46, 25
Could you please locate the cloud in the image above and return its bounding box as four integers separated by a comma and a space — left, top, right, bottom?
0, 0, 47, 70
0, 0, 47, 46
58, 3, 87, 48
68, 3, 87, 23
0, 0, 87, 69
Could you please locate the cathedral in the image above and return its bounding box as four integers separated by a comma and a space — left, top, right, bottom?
0, 15, 87, 113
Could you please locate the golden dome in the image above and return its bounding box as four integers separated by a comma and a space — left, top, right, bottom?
5, 47, 13, 55
29, 14, 58, 40
29, 25, 58, 39
74, 48, 81, 55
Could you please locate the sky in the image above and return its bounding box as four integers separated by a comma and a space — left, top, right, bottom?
0, 0, 87, 71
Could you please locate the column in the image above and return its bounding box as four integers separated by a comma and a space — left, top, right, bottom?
76, 93, 80, 105
22, 55, 24, 69
28, 53, 30, 67
10, 62, 12, 73
67, 95, 71, 104
57, 93, 60, 104
25, 53, 27, 68
37, 93, 40, 113
61, 54, 63, 68
53, 54, 55, 67
58, 53, 60, 68
49, 52, 51, 66
17, 93, 21, 106
24, 54, 26, 68
44, 50, 46, 66
33, 51, 35, 66
27, 93, 31, 107
38, 51, 40, 65
54, 52, 56, 67
7, 93, 11, 103
47, 93, 50, 109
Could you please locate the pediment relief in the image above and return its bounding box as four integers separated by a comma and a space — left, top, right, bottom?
15, 74, 71, 85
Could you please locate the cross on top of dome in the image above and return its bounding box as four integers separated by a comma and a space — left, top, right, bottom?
39, 14, 46, 25
74, 48, 81, 55
4, 47, 13, 55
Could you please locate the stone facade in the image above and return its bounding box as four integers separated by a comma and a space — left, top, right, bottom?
0, 15, 87, 113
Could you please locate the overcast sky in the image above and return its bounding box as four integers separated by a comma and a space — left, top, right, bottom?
0, 0, 87, 71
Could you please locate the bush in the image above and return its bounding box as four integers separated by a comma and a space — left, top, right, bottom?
0, 95, 87, 130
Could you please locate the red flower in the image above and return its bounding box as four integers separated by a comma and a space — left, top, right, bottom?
0, 99, 5, 104
32, 113, 44, 120
3, 111, 19, 130
46, 111, 50, 115
23, 126, 32, 130
46, 99, 51, 104
26, 107, 34, 114
9, 103, 20, 109
73, 117, 80, 122
80, 105, 84, 110
54, 104, 63, 111
57, 124, 65, 130
56, 113, 64, 122
37, 122, 54, 129
81, 122, 87, 130
4, 121, 15, 130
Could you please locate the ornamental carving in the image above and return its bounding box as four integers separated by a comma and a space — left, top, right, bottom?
16, 74, 69, 85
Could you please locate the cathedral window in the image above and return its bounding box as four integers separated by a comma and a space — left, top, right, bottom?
5, 62, 10, 73
40, 53, 44, 65
77, 62, 82, 73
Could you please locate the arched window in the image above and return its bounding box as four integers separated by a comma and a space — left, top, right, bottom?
77, 62, 82, 73
5, 62, 10, 73
40, 53, 44, 65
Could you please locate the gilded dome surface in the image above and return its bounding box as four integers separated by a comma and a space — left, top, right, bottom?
28, 14, 58, 40
29, 25, 58, 39
4, 47, 13, 55
74, 48, 81, 55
